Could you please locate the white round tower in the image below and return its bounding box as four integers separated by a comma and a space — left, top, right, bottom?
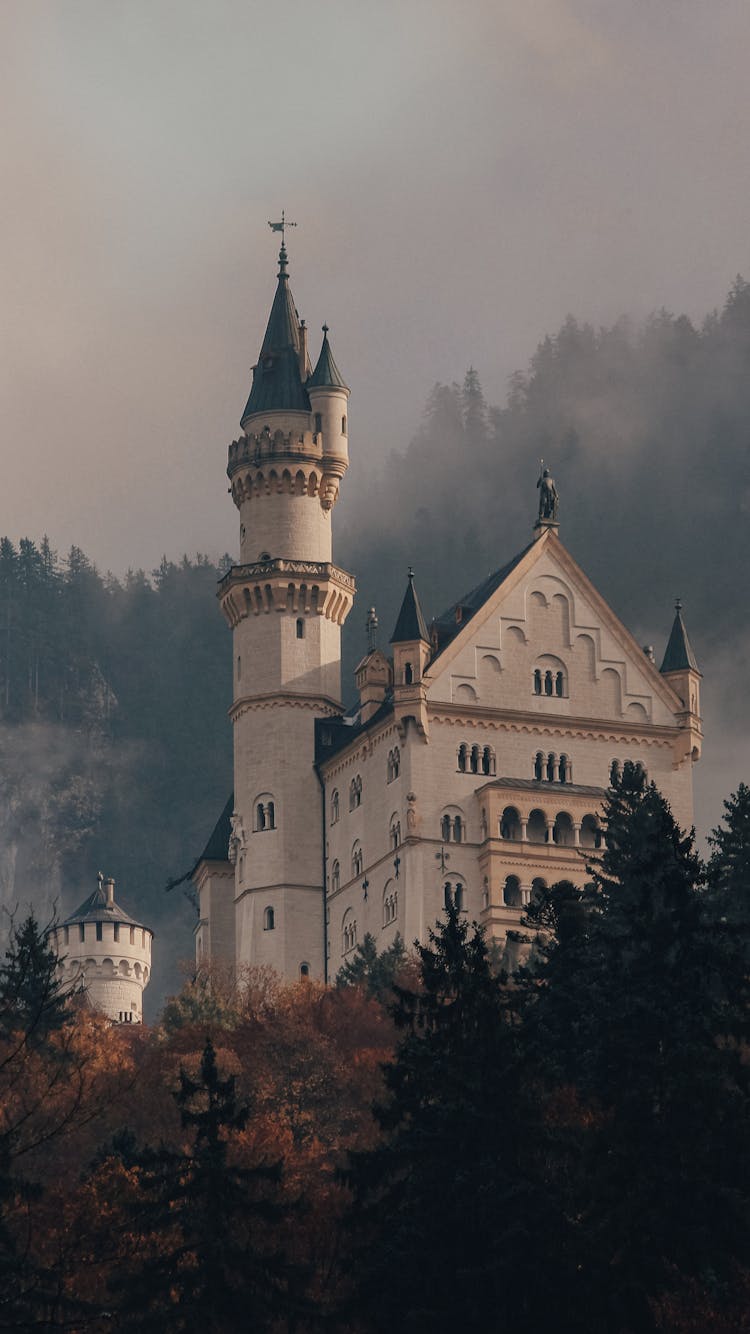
51, 875, 153, 1024
218, 239, 355, 980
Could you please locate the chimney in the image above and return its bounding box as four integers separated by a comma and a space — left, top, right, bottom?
104, 877, 115, 908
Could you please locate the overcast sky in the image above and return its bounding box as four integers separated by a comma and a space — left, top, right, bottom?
2, 0, 749, 574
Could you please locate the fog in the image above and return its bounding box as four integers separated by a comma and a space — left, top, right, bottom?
1, 1, 749, 939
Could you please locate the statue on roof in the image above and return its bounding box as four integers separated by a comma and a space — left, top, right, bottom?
536, 463, 559, 523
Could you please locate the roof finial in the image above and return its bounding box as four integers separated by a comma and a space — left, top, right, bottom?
675, 597, 682, 613
366, 606, 379, 653
322, 322, 329, 336
268, 211, 296, 276
534, 459, 559, 533
408, 566, 414, 582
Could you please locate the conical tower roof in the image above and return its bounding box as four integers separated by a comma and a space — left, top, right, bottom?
660, 600, 700, 673
241, 244, 311, 421
62, 877, 147, 930
308, 325, 349, 391
390, 569, 430, 644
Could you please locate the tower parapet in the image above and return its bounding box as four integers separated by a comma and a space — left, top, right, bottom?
50, 876, 152, 1024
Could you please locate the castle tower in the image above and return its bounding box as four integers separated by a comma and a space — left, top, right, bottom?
51, 876, 152, 1023
660, 599, 703, 763
218, 241, 355, 979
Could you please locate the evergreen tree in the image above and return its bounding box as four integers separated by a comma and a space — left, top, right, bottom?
113, 1038, 295, 1333
525, 768, 750, 1331
0, 912, 73, 1045
348, 906, 566, 1334
705, 782, 750, 1038
335, 931, 407, 1002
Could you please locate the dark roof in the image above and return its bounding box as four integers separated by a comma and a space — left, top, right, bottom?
241, 246, 311, 421
660, 601, 700, 674
198, 793, 234, 863
477, 776, 607, 799
308, 326, 348, 390
62, 883, 147, 930
315, 700, 394, 765
430, 542, 534, 657
391, 571, 430, 644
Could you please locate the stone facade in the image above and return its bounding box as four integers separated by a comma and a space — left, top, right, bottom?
51, 876, 153, 1023
194, 247, 703, 984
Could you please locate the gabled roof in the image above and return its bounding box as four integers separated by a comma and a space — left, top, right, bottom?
62, 883, 147, 930
308, 325, 348, 391
430, 542, 534, 658
660, 601, 700, 674
391, 570, 430, 644
241, 245, 311, 421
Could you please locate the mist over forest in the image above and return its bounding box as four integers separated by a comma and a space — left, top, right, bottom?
1, 277, 748, 1015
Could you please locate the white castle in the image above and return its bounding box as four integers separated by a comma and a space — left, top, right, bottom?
193, 240, 703, 982
52, 875, 153, 1023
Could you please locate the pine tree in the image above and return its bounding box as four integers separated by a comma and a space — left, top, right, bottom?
335, 931, 407, 1001
0, 912, 73, 1045
113, 1038, 296, 1333
705, 782, 750, 1043
347, 906, 566, 1334
526, 767, 750, 1331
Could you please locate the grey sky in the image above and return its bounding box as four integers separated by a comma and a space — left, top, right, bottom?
1, 1, 748, 848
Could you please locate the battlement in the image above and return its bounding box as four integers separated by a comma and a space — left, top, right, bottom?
228, 427, 321, 475
219, 557, 355, 628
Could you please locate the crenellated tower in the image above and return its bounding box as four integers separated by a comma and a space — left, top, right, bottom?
218, 241, 355, 979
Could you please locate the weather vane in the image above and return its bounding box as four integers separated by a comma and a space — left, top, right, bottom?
268, 210, 297, 245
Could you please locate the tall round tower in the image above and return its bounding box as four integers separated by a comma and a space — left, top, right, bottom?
219, 240, 355, 979
51, 875, 153, 1023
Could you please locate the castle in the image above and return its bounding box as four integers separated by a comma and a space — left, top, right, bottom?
193, 240, 703, 982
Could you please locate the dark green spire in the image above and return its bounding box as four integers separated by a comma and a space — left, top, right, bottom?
390, 569, 430, 645
308, 324, 349, 391
241, 244, 310, 422
660, 599, 700, 673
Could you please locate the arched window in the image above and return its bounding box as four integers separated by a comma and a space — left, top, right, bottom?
444, 880, 465, 911
500, 806, 521, 840
470, 745, 480, 774
503, 875, 522, 908
580, 814, 599, 849
349, 775, 362, 810
331, 860, 340, 893
314, 412, 322, 434
546, 752, 556, 782
254, 795, 276, 831
342, 909, 357, 955
300, 962, 310, 978
555, 671, 564, 697
404, 662, 413, 685
383, 882, 398, 926
544, 670, 554, 696
452, 815, 463, 843
263, 906, 275, 931
441, 813, 451, 842
296, 618, 304, 639
533, 751, 544, 781
527, 808, 547, 844
482, 745, 496, 776
390, 817, 401, 851
256, 802, 265, 830
237, 655, 241, 680
559, 754, 569, 783
553, 812, 574, 846
457, 743, 468, 772
352, 841, 363, 877
392, 746, 400, 779
610, 759, 621, 785
482, 877, 489, 910
331, 789, 340, 824
533, 668, 542, 695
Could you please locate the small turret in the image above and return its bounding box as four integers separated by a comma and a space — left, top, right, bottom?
660, 599, 702, 761
307, 324, 350, 511
355, 607, 393, 723
390, 570, 431, 736
50, 875, 153, 1024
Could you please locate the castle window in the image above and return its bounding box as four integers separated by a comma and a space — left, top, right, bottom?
481, 746, 496, 776
387, 747, 400, 782
470, 745, 480, 774
559, 754, 569, 783
263, 907, 275, 931
444, 880, 464, 911
314, 412, 322, 434
79, 923, 85, 943
404, 662, 413, 685
383, 882, 398, 926
342, 909, 357, 955
544, 670, 554, 696
296, 618, 304, 639
503, 875, 522, 908
129, 927, 135, 945
331, 789, 340, 823
533, 669, 542, 695
441, 814, 451, 842
453, 815, 463, 843
255, 797, 276, 831
349, 775, 362, 810
352, 841, 363, 877
533, 751, 544, 781
555, 671, 564, 697
482, 877, 489, 910
63, 926, 69, 945
546, 753, 556, 782
389, 817, 401, 850
96, 921, 102, 942
331, 860, 340, 893
457, 743, 468, 772
237, 655, 241, 680
500, 806, 521, 840
341, 415, 347, 435
300, 962, 310, 978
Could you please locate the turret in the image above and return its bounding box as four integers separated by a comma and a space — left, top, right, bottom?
307, 324, 350, 511
390, 569, 431, 737
355, 607, 392, 723
50, 875, 153, 1024
660, 598, 702, 761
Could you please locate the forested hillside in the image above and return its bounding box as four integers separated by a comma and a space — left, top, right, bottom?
0, 545, 232, 1008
